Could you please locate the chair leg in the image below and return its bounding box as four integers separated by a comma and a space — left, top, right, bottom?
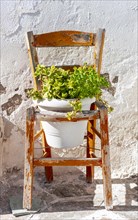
23, 108, 35, 210
41, 129, 53, 183
86, 103, 96, 183
100, 108, 113, 210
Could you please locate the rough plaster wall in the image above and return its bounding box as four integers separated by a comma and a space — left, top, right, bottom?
0, 0, 137, 177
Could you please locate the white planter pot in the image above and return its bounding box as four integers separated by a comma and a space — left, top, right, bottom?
41, 120, 88, 148
34, 98, 95, 148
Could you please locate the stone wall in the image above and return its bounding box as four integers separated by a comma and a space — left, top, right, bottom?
0, 0, 137, 177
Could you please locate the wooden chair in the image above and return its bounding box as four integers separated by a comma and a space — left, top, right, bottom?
23, 29, 113, 210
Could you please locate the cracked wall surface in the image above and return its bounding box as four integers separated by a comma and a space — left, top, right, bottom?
0, 0, 137, 177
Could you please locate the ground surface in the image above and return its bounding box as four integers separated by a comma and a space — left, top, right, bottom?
0, 167, 138, 220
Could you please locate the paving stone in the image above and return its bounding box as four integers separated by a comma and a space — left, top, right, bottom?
0, 171, 138, 219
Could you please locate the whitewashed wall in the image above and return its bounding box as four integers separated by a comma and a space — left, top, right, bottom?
0, 0, 137, 177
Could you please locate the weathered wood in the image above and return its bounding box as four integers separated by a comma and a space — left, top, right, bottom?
23, 108, 35, 210
33, 31, 96, 47
86, 29, 105, 181
86, 103, 96, 183
87, 29, 105, 182
34, 129, 43, 141
95, 100, 107, 110
49, 65, 80, 71
41, 125, 53, 183
26, 31, 41, 90
100, 108, 113, 210
34, 157, 102, 167
94, 29, 105, 74
35, 110, 100, 122
91, 126, 101, 139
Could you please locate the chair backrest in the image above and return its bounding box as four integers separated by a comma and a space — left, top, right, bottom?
26, 29, 105, 90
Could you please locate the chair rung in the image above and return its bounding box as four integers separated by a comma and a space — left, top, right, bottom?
91, 126, 101, 139
34, 129, 43, 141
34, 157, 102, 167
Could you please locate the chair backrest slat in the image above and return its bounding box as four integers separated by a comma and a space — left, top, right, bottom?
94, 29, 105, 75
33, 31, 96, 47
26, 29, 105, 90
26, 31, 41, 90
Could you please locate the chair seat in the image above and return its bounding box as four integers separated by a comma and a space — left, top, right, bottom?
34, 109, 100, 122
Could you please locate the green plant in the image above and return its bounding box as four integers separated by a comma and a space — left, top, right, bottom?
28, 64, 111, 118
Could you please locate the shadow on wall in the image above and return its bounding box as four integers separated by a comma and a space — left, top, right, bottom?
0, 116, 25, 176
0, 116, 84, 177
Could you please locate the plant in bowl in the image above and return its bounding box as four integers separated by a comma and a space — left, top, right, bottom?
29, 64, 109, 116
28, 63, 110, 148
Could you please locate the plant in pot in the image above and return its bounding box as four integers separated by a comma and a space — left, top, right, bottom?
29, 63, 110, 148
